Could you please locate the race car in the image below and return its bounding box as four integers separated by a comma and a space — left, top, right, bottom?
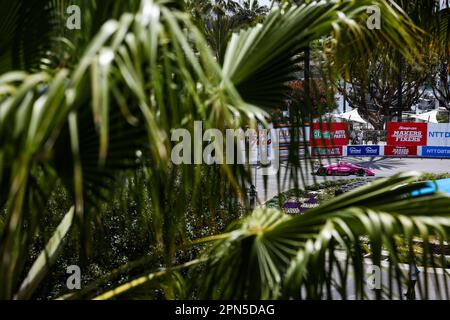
314, 161, 375, 177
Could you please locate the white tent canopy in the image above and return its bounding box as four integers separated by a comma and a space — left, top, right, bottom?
333, 108, 367, 124
410, 110, 438, 123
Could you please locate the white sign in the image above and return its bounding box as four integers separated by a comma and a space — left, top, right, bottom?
427, 123, 450, 147
276, 126, 310, 144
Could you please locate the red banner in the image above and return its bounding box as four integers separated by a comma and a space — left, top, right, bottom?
384, 146, 417, 157
311, 122, 348, 146
311, 146, 343, 157
387, 122, 427, 146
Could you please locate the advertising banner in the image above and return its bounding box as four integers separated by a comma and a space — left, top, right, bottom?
384, 146, 417, 157
272, 124, 310, 161
274, 124, 311, 144
387, 122, 427, 146
311, 122, 349, 147
427, 123, 450, 147
421, 146, 450, 158
346, 145, 381, 157
312, 146, 343, 157
278, 148, 308, 161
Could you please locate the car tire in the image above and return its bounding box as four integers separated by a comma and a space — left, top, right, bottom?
356, 169, 366, 177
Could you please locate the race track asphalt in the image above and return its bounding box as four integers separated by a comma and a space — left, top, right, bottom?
254, 157, 450, 203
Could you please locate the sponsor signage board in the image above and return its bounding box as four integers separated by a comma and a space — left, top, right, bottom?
311, 122, 349, 147
272, 124, 310, 161
278, 148, 308, 161
421, 146, 450, 158
346, 145, 381, 156
273, 124, 311, 144
283, 194, 319, 215
312, 146, 343, 157
387, 122, 427, 146
427, 123, 450, 147
272, 122, 450, 160
384, 145, 417, 157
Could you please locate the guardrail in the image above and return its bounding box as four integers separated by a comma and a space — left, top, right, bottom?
284, 145, 450, 159
269, 121, 450, 161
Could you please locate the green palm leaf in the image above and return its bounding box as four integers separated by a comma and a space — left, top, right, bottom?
191, 172, 450, 299
0, 0, 444, 301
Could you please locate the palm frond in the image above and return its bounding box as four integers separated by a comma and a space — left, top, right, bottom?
190, 172, 450, 299
0, 0, 444, 301
13, 206, 75, 300
0, 0, 263, 298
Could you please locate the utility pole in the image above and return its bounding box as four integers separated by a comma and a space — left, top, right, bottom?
304, 43, 311, 126
305, 44, 311, 100
397, 56, 403, 122
343, 80, 347, 113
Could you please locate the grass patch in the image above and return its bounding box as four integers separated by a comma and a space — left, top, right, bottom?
416, 172, 450, 182
265, 178, 371, 209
